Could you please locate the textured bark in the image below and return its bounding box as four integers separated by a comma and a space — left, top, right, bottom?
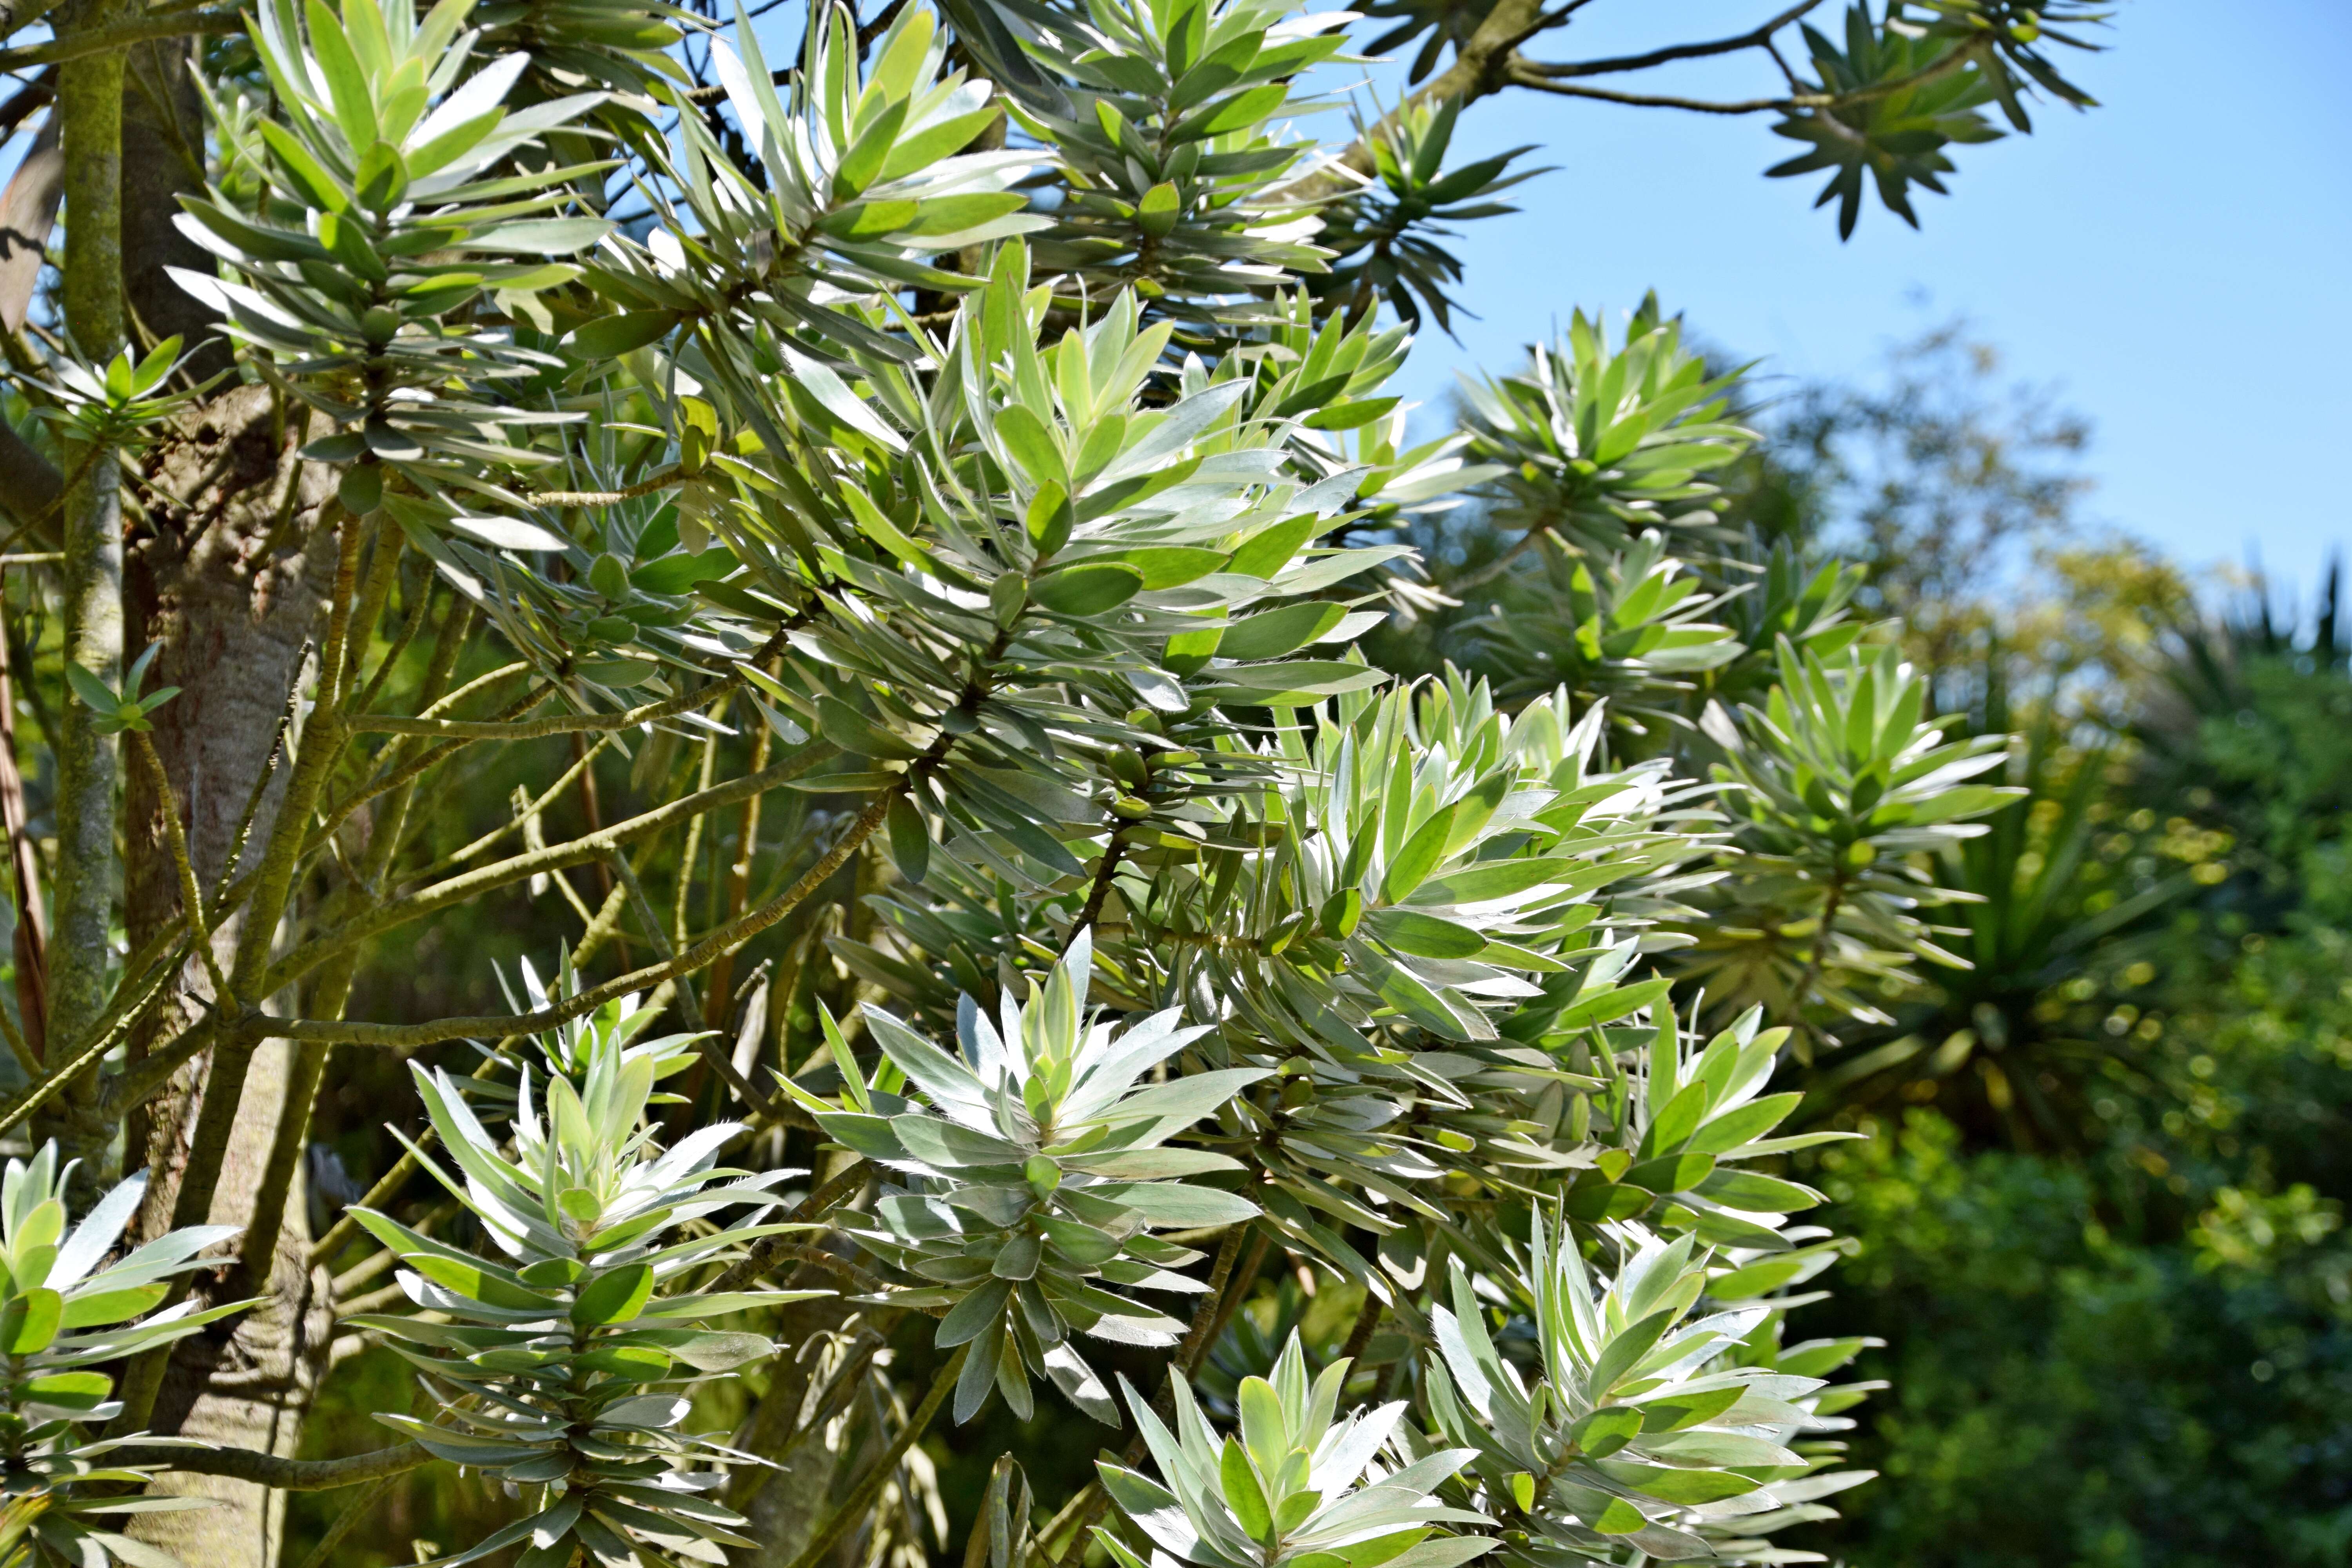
133, 1034, 338, 1566
118, 382, 340, 1567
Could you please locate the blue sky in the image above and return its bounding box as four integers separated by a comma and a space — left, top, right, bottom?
10, 2, 2338, 601
1354, 0, 2352, 608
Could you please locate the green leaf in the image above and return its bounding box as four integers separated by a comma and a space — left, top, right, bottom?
60, 1282, 168, 1328
887, 795, 931, 884
568, 310, 682, 359
1382, 807, 1457, 904
939, 1278, 1011, 1347
1623, 1152, 1714, 1194
1218, 601, 1347, 662
1221, 1436, 1274, 1540
14, 1370, 110, 1409
1591, 1497, 1647, 1535
1033, 563, 1143, 617
995, 405, 1065, 486
65, 663, 119, 714
1361, 909, 1485, 958
834, 96, 910, 198
1568, 1405, 1642, 1457
2, 1287, 62, 1354
1686, 1093, 1801, 1155
818, 694, 922, 761
571, 1265, 654, 1327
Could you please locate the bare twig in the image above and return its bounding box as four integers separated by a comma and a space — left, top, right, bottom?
778, 1346, 969, 1568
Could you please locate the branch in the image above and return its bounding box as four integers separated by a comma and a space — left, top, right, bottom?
1506, 67, 1788, 113
711, 1160, 871, 1293
0, 948, 194, 1136
1528, 1, 1823, 78
1515, 33, 1987, 113
138, 1440, 431, 1491
348, 670, 737, 739
521, 463, 685, 508
0, 8, 245, 72
127, 730, 229, 1000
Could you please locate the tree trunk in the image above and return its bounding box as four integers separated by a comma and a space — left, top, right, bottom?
121, 381, 341, 1567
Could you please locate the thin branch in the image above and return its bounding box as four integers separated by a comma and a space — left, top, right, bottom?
1446, 523, 1550, 595
255, 743, 841, 1007
765, 1241, 887, 1295
127, 730, 229, 1001
272, 781, 900, 1051
1529, 1, 1823, 78
407, 733, 617, 881
350, 672, 733, 739
0, 8, 245, 72
1040, 1223, 1259, 1565
521, 462, 684, 509
1515, 32, 1985, 113
289, 1474, 396, 1568
139, 1440, 430, 1491
0, 952, 194, 1136
303, 1024, 543, 1266
1506, 69, 1789, 114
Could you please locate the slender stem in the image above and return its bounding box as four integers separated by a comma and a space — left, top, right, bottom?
778, 1345, 969, 1568
0, 956, 190, 1136
273, 782, 899, 1050
702, 701, 773, 1028
304, 1036, 528, 1266
523, 463, 685, 509
1447, 523, 1549, 595
673, 722, 722, 953
126, 731, 228, 1001
1789, 869, 1848, 1040
1510, 36, 1985, 113
113, 516, 369, 1432
410, 733, 616, 881
0, 6, 242, 72
258, 743, 840, 1009
1043, 1223, 1258, 1564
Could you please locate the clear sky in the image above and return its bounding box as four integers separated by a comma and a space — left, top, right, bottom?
1359, 0, 2352, 608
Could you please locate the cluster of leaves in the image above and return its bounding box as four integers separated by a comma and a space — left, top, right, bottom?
1094, 1334, 1493, 1568
1004, 0, 1347, 332
177, 0, 609, 518
798, 933, 1264, 1425
1679, 639, 2018, 1042
1426, 1209, 1867, 1564
0, 1151, 252, 1568
348, 1030, 822, 1566
1767, 4, 2013, 238
1452, 302, 1756, 566
27, 338, 208, 453
1311, 98, 1543, 336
